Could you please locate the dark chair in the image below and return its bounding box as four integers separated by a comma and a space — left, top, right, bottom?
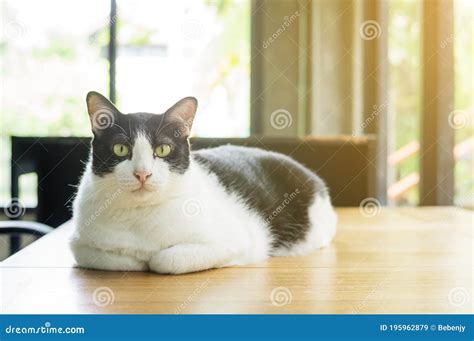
6, 135, 376, 256
8, 136, 91, 254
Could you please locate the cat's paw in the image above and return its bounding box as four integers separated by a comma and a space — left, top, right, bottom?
149, 246, 191, 274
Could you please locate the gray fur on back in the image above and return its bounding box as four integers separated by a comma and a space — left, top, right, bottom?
192, 145, 328, 249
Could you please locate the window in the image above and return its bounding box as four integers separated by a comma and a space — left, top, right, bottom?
0, 0, 251, 205
453, 0, 473, 208
115, 0, 250, 137
387, 0, 421, 206
387, 0, 473, 207
1, 0, 110, 204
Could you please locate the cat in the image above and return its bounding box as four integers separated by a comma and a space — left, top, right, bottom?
70, 91, 337, 274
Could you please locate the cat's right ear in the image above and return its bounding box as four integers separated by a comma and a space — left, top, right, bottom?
86, 91, 119, 135
163, 97, 198, 138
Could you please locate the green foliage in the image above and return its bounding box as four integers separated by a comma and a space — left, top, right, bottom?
388, 0, 422, 205
205, 0, 233, 14
32, 38, 76, 60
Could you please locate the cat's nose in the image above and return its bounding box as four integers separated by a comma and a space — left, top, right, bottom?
134, 170, 152, 183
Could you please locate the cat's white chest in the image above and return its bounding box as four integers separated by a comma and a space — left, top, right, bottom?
74, 196, 207, 255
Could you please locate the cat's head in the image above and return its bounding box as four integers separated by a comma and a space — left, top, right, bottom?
86, 91, 197, 196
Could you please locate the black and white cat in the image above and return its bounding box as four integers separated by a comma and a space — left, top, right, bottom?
71, 92, 337, 274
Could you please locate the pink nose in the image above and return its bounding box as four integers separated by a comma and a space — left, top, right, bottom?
134, 170, 152, 183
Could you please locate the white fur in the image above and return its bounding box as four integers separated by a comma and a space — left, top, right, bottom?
71, 137, 337, 274
271, 195, 337, 257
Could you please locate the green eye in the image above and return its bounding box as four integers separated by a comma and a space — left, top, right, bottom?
155, 144, 171, 158
113, 144, 129, 157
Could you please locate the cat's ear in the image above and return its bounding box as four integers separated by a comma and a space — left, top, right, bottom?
163, 97, 198, 137
86, 91, 119, 134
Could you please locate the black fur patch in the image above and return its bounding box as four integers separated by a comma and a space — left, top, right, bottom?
193, 145, 328, 249
91, 112, 191, 176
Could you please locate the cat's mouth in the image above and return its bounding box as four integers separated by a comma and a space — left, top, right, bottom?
131, 185, 153, 194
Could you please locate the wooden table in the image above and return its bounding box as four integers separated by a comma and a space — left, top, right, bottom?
2, 207, 472, 314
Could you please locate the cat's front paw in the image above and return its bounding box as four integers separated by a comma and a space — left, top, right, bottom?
149, 247, 189, 274
149, 243, 231, 274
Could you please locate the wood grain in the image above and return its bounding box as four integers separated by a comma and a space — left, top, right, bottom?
1, 207, 472, 314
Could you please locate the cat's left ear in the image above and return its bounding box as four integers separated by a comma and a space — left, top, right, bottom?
86, 91, 120, 135
163, 97, 198, 137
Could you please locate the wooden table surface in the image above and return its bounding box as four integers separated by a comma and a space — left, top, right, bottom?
1, 207, 472, 314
